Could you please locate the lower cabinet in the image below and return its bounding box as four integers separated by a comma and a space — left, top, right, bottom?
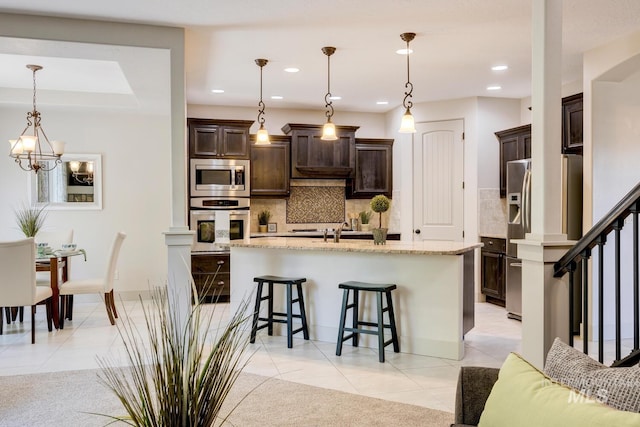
191, 253, 230, 303
480, 237, 506, 306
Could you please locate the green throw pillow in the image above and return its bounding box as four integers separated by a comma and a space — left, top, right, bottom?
478, 353, 640, 427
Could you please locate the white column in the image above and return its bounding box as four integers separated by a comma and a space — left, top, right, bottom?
529, 0, 564, 241
164, 230, 195, 332
519, 0, 572, 369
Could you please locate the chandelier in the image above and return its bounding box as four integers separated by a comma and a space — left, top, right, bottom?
69, 160, 94, 185
321, 46, 338, 141
255, 58, 270, 145
9, 64, 65, 173
399, 33, 417, 133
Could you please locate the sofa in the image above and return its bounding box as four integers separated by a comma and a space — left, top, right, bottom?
451, 366, 499, 426
450, 339, 640, 427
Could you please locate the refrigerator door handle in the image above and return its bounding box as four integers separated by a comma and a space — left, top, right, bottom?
522, 167, 532, 234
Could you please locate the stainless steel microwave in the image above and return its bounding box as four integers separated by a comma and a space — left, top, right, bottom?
190, 158, 250, 198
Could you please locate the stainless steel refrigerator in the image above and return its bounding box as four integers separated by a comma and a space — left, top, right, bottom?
505, 156, 583, 321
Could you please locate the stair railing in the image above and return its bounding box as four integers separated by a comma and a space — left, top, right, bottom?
554, 181, 640, 366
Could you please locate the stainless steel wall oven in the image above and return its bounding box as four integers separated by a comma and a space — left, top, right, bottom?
190, 197, 249, 252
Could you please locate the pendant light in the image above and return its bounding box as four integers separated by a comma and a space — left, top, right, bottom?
321, 46, 338, 141
399, 33, 417, 133
255, 58, 270, 145
9, 64, 65, 173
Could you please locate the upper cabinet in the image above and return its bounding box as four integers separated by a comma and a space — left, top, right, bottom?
188, 118, 253, 159
250, 135, 291, 197
562, 93, 583, 155
496, 124, 531, 198
347, 138, 393, 199
282, 123, 359, 179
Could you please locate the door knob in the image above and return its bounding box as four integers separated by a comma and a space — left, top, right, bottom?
414, 229, 421, 234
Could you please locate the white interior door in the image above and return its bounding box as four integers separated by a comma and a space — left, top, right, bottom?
413, 119, 464, 241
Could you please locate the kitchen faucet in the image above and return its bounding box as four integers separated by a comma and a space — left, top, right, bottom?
332, 222, 350, 243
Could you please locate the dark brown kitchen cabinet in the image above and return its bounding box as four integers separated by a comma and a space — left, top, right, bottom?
347, 138, 393, 199
282, 123, 359, 179
480, 237, 506, 306
191, 253, 230, 303
496, 124, 531, 197
562, 93, 583, 155
188, 118, 253, 159
250, 134, 291, 197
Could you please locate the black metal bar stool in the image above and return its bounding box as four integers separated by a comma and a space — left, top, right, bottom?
336, 280, 399, 362
250, 275, 309, 348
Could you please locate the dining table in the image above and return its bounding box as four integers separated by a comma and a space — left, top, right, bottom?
35, 249, 86, 329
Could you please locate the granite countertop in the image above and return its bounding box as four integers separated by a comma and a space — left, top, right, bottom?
231, 237, 481, 255
250, 230, 400, 238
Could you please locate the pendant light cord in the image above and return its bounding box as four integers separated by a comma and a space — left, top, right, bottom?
325, 52, 334, 120
402, 37, 414, 110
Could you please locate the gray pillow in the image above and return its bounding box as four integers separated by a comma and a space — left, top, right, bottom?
544, 337, 640, 413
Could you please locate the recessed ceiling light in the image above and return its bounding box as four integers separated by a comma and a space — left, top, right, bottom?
329, 95, 341, 100
211, 89, 224, 94
396, 48, 413, 55
487, 85, 502, 91
284, 67, 300, 73
271, 95, 283, 100
492, 65, 508, 71
376, 101, 389, 105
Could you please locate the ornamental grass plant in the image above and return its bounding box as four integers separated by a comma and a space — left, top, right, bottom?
15, 203, 47, 237
96, 274, 253, 427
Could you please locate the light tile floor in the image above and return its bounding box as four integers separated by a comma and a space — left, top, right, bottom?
0, 300, 521, 413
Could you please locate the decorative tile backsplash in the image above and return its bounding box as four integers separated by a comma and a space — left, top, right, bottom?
250, 179, 396, 233
478, 188, 507, 237
287, 186, 345, 223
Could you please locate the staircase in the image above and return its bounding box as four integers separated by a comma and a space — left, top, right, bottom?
554, 182, 640, 367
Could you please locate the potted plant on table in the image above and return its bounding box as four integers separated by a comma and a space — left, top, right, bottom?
258, 209, 271, 233
359, 210, 372, 232
370, 195, 391, 245
15, 203, 47, 238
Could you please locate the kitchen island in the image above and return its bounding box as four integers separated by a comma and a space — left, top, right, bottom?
229, 238, 481, 360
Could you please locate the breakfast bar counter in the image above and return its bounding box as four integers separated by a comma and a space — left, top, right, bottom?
229, 238, 481, 360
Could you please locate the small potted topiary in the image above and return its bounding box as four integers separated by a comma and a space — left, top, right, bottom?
370, 195, 390, 245
257, 209, 271, 233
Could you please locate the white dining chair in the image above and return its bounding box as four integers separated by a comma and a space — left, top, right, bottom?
0, 238, 53, 344
35, 229, 74, 286
58, 231, 126, 328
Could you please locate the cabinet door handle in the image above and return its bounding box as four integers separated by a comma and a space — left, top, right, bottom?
217, 260, 225, 265
218, 281, 225, 286
510, 262, 522, 267
414, 229, 421, 234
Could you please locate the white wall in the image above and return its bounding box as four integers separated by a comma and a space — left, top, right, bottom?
477, 97, 521, 189
0, 107, 172, 292
583, 29, 640, 339
0, 13, 185, 295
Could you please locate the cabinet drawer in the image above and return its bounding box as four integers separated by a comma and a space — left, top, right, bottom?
480, 237, 506, 254
191, 254, 230, 274
193, 272, 230, 302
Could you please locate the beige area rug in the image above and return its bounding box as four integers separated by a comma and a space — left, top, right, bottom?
0, 369, 454, 426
